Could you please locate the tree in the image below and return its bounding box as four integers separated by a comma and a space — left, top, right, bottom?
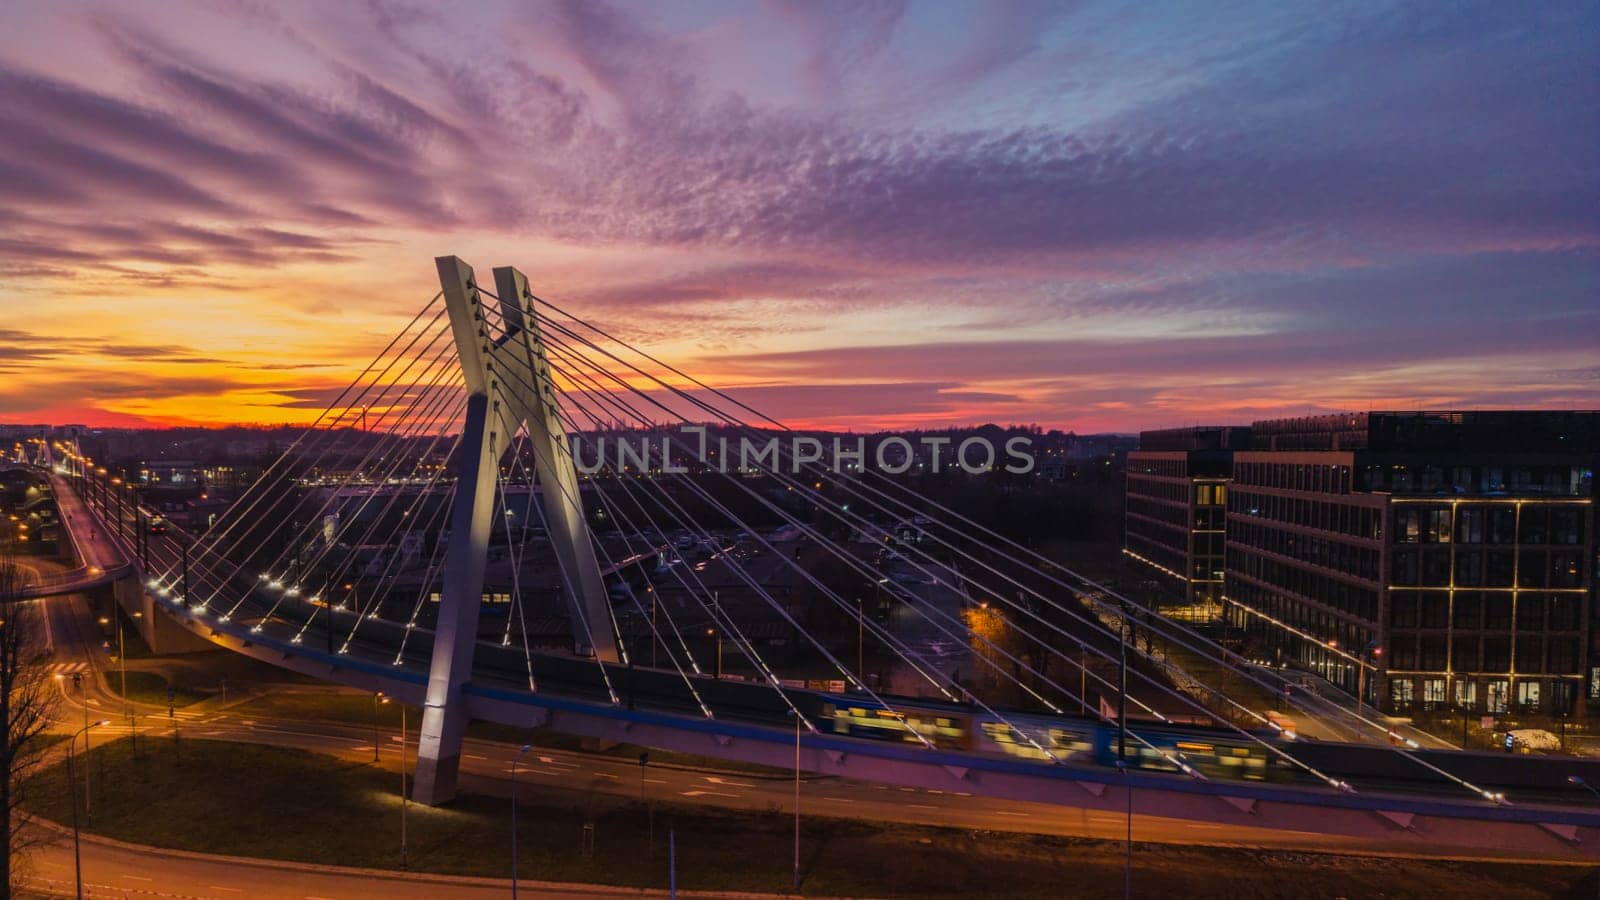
0, 555, 59, 896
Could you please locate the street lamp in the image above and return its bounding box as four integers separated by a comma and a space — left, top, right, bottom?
511, 744, 531, 899
789, 708, 802, 891
396, 697, 409, 868
66, 720, 109, 900
1356, 641, 1381, 716
372, 692, 385, 762
706, 627, 722, 679
1568, 775, 1600, 803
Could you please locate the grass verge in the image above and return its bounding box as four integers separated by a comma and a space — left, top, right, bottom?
25, 737, 1593, 899
106, 670, 206, 707
231, 690, 790, 776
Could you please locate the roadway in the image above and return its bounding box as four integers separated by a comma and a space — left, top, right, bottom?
49, 463, 1461, 755
29, 568, 1589, 869
29, 466, 1600, 867
21, 830, 664, 899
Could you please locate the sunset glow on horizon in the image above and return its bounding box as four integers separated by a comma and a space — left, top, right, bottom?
1, 1, 1596, 433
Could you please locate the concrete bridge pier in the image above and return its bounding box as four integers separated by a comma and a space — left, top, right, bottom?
111, 573, 211, 655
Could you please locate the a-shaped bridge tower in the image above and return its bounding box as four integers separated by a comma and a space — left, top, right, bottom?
411, 256, 619, 804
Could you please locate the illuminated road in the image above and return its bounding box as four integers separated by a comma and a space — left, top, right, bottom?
21, 830, 665, 899
18, 468, 1598, 892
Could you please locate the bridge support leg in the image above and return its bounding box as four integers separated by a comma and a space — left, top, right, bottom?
491, 266, 618, 662
413, 258, 503, 806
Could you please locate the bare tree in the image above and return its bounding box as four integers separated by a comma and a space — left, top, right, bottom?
0, 555, 59, 896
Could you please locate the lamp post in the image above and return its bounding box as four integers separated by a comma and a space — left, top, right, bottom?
639, 751, 653, 853
66, 720, 109, 900
1356, 640, 1381, 716
791, 708, 802, 892
399, 701, 408, 868
1116, 597, 1131, 900
856, 596, 864, 682
511, 744, 531, 898
706, 627, 722, 679
372, 692, 384, 762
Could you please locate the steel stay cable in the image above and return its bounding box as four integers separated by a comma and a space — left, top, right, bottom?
187, 315, 458, 606
175, 299, 450, 585
533, 379, 810, 720
215, 342, 463, 620
532, 310, 1496, 800
255, 374, 467, 629
493, 402, 710, 716
535, 327, 1343, 778
173, 292, 444, 559
272, 369, 468, 626
530, 346, 982, 751
304, 395, 468, 647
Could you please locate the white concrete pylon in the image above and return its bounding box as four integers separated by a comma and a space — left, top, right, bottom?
411, 256, 617, 806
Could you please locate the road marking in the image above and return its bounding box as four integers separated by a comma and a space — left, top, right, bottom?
821, 797, 854, 803
908, 804, 939, 810
705, 776, 754, 787
464, 753, 488, 760
995, 811, 1030, 818
679, 789, 737, 798
643, 778, 668, 785
537, 755, 578, 768
594, 772, 620, 780
208, 886, 243, 893
121, 874, 154, 881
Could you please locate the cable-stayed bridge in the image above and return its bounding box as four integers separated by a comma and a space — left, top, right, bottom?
15, 257, 1600, 861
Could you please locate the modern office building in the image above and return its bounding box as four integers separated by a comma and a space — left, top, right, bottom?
1222, 411, 1598, 718
1124, 426, 1250, 606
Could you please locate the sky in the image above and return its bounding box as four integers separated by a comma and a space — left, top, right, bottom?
0, 0, 1595, 433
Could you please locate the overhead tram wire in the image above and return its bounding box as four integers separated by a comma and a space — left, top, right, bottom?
528, 305, 1503, 802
